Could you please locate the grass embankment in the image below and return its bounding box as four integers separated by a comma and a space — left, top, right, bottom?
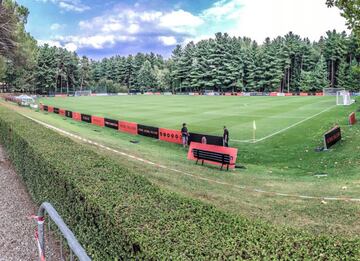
0, 105, 359, 260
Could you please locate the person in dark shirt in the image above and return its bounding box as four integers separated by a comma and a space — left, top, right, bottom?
223, 126, 229, 147
181, 123, 189, 148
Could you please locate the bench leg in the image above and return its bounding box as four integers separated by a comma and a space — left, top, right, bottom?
202, 160, 204, 166
221, 164, 223, 170
196, 158, 199, 165
227, 164, 229, 171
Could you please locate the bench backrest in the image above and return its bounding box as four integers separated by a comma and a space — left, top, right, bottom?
192, 149, 231, 164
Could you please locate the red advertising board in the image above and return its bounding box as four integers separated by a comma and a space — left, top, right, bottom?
59, 109, 66, 116
159, 128, 182, 144
91, 116, 105, 127
187, 142, 238, 169
316, 92, 323, 96
48, 106, 54, 113
285, 93, 293, 96
72, 112, 82, 121
119, 121, 138, 135
225, 92, 232, 96
270, 92, 278, 96
349, 112, 356, 125
300, 92, 308, 96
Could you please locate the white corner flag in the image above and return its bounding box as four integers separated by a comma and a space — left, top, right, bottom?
253, 120, 256, 142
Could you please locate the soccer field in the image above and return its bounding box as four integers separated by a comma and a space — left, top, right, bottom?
40, 95, 335, 142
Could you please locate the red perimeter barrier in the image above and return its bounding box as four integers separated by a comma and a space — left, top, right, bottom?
91, 116, 105, 127
159, 128, 182, 144
119, 121, 138, 135
300, 93, 308, 96
270, 92, 278, 96
72, 112, 81, 121
59, 109, 66, 116
47, 106, 54, 113
349, 112, 357, 125
316, 92, 323, 96
285, 93, 293, 96
187, 142, 238, 169
225, 92, 232, 96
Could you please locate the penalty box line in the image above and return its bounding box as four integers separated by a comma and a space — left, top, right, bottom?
18, 112, 360, 203
232, 105, 337, 144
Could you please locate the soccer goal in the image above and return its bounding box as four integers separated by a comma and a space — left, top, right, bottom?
323, 88, 345, 96
336, 90, 354, 106
75, 90, 92, 96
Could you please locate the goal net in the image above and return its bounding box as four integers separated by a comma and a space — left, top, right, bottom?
336, 90, 354, 106
75, 90, 92, 96
323, 88, 345, 96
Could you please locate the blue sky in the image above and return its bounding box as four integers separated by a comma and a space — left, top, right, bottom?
18, 0, 349, 59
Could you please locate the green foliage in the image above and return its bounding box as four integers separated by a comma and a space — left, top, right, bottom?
326, 0, 360, 41
0, 106, 359, 259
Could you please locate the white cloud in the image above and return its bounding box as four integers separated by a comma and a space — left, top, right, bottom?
159, 10, 204, 33
50, 23, 64, 31
64, 42, 78, 52
102, 22, 123, 33
37, 39, 62, 48
58, 1, 90, 12
200, 0, 349, 44
36, 0, 90, 13
127, 24, 140, 34
158, 36, 177, 46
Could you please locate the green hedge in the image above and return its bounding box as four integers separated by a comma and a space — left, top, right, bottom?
0, 106, 359, 260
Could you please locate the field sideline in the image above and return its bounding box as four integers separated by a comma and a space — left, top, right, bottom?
40, 95, 335, 142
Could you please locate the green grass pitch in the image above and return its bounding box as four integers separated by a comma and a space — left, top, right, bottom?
40, 95, 335, 142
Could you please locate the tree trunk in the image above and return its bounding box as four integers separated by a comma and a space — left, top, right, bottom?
80, 74, 84, 91
60, 75, 62, 94
331, 60, 335, 87
66, 78, 69, 94
287, 68, 290, 93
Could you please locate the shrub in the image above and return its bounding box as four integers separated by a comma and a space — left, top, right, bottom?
0, 106, 358, 260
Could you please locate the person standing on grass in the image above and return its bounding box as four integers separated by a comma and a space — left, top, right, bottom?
223, 126, 229, 147
181, 123, 189, 148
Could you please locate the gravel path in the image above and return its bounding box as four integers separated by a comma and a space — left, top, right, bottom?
0, 145, 60, 261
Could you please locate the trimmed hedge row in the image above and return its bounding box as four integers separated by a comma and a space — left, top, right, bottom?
0, 106, 359, 260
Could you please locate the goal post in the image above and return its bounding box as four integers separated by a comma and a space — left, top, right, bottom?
336, 90, 354, 106
75, 90, 92, 96
323, 88, 345, 96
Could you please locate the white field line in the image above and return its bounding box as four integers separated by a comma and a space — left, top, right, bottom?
232, 105, 337, 143
19, 113, 360, 203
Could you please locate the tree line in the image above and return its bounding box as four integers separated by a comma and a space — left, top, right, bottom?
0, 0, 359, 94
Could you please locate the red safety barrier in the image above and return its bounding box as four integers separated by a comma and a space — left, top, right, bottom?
159, 128, 182, 144
155, 92, 161, 95
72, 112, 82, 121
270, 92, 278, 96
59, 109, 66, 116
187, 142, 238, 169
300, 93, 308, 96
225, 92, 232, 96
316, 92, 323, 96
48, 106, 54, 113
237, 92, 243, 96
91, 116, 105, 127
285, 93, 293, 96
119, 121, 138, 135
349, 112, 357, 125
